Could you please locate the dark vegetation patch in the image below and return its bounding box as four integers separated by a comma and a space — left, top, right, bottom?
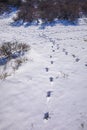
13, 0, 87, 24
0, 41, 30, 79
0, 0, 21, 14
0, 41, 30, 65
0, 0, 87, 23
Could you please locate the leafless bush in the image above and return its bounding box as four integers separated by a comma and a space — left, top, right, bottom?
0, 41, 30, 79
14, 57, 28, 70
0, 72, 10, 80
0, 0, 21, 14
8, 0, 21, 6
0, 41, 30, 58
14, 1, 40, 23
0, 2, 9, 14
14, 0, 87, 23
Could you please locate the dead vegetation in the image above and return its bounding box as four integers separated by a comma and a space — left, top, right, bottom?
0, 41, 30, 79
14, 0, 87, 23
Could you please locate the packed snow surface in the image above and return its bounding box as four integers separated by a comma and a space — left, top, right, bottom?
0, 14, 87, 130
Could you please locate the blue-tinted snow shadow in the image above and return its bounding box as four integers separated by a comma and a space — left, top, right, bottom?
0, 57, 8, 65
10, 20, 39, 27
10, 19, 78, 28
0, 6, 17, 19
10, 20, 24, 27
0, 51, 24, 66
39, 19, 78, 29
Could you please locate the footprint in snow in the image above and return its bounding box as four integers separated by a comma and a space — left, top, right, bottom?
50, 55, 52, 58
81, 123, 84, 129
49, 77, 54, 82
43, 112, 50, 121
47, 91, 53, 97
57, 44, 59, 46
62, 48, 66, 52
52, 41, 56, 45
45, 67, 49, 72
75, 58, 80, 62
52, 50, 55, 52
85, 64, 87, 67
72, 54, 76, 58
51, 61, 54, 64
65, 52, 68, 55
57, 47, 59, 50
46, 91, 53, 102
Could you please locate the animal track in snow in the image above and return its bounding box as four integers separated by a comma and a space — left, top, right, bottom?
65, 52, 68, 55
52, 50, 55, 52
46, 91, 53, 97
50, 55, 52, 58
85, 64, 87, 67
75, 58, 80, 62
62, 48, 66, 52
72, 54, 76, 58
57, 47, 59, 50
51, 61, 54, 64
45, 67, 49, 72
49, 77, 54, 82
46, 91, 53, 102
43, 112, 50, 120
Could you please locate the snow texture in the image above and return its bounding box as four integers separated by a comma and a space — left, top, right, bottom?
0, 12, 87, 130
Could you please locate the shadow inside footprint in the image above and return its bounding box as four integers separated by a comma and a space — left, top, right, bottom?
72, 54, 76, 58
51, 61, 54, 64
43, 112, 50, 120
50, 55, 52, 58
45, 67, 49, 72
63, 48, 66, 52
57, 47, 59, 50
47, 91, 53, 97
65, 52, 68, 55
75, 58, 80, 62
52, 50, 55, 52
49, 77, 54, 82
85, 64, 87, 67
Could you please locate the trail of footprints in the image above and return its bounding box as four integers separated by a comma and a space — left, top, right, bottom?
43, 39, 56, 121
62, 48, 80, 62
43, 38, 74, 122
42, 35, 86, 122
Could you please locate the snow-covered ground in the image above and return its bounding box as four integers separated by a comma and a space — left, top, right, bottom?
0, 13, 87, 130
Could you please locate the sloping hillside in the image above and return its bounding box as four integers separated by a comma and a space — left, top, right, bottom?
0, 13, 87, 130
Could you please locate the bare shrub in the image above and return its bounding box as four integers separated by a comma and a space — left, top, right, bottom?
0, 41, 30, 58
14, 57, 28, 70
8, 0, 21, 6
0, 41, 30, 79
14, 0, 87, 23
0, 0, 21, 14
0, 2, 9, 14
14, 1, 40, 23
0, 72, 10, 80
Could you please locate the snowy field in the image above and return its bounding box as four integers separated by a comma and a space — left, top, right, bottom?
0, 13, 87, 130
